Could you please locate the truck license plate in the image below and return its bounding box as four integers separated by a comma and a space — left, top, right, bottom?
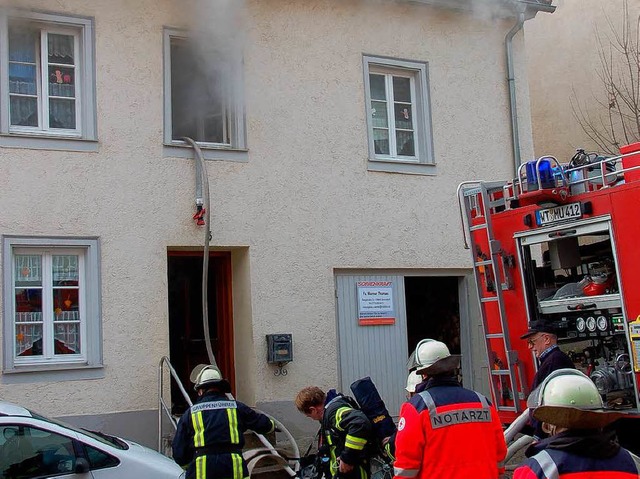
535, 202, 582, 226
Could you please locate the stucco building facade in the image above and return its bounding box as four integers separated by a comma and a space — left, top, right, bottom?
526, 0, 640, 159
0, 0, 551, 448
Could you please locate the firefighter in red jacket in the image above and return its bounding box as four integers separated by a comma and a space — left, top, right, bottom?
514, 368, 640, 479
393, 339, 507, 479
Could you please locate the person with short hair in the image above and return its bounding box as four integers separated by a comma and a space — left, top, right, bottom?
172, 365, 275, 479
514, 368, 640, 479
295, 386, 372, 478
521, 321, 575, 438
392, 339, 507, 479
521, 321, 575, 392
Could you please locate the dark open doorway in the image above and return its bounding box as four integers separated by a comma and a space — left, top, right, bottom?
167, 251, 234, 415
405, 276, 460, 357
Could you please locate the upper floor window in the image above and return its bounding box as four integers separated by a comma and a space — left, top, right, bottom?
363, 55, 435, 175
163, 28, 247, 160
2, 236, 102, 374
0, 11, 97, 148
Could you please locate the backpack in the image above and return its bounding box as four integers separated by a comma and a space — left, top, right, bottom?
348, 377, 397, 447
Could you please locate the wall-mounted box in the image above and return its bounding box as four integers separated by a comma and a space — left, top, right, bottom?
266, 334, 293, 363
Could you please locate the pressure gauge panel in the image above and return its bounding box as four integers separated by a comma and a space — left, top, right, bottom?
596, 315, 608, 332
586, 316, 597, 332
576, 317, 586, 333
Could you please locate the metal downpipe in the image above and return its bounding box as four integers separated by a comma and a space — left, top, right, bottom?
182, 137, 216, 368
506, 11, 525, 178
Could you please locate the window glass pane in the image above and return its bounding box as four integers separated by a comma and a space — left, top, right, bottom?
373, 129, 390, 155
15, 289, 42, 315
49, 98, 76, 129
48, 33, 75, 65
49, 66, 75, 98
170, 38, 228, 144
9, 63, 37, 95
0, 425, 77, 477
53, 255, 79, 286
9, 27, 39, 128
0, 426, 37, 476
10, 96, 38, 127
16, 323, 43, 357
392, 76, 411, 103
371, 101, 388, 128
9, 27, 37, 63
15, 255, 42, 286
54, 322, 80, 354
53, 289, 79, 317
369, 74, 386, 101
394, 103, 413, 130
85, 444, 120, 469
396, 130, 415, 157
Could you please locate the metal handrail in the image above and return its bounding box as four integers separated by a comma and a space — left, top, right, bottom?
158, 356, 193, 453
510, 150, 640, 200
157, 356, 299, 476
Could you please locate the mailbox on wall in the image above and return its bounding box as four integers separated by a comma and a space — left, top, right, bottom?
266, 334, 293, 364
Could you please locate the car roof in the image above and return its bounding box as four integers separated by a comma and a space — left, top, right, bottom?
0, 400, 33, 417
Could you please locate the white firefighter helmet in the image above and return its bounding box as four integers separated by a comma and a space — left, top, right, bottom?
190, 364, 231, 392
414, 339, 460, 375
527, 368, 627, 429
405, 370, 423, 393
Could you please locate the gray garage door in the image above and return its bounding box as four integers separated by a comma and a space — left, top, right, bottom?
335, 274, 408, 418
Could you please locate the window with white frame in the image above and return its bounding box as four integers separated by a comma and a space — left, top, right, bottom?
363, 55, 435, 174
163, 28, 246, 153
3, 237, 102, 372
0, 12, 96, 145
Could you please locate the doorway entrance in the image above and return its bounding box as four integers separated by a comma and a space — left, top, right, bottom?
167, 251, 234, 414
404, 276, 461, 358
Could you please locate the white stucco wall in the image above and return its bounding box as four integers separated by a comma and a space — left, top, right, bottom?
525, 0, 640, 159
0, 0, 534, 427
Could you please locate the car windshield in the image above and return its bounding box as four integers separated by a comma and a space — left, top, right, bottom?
29, 410, 128, 450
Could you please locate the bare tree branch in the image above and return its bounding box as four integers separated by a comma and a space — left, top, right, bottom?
570, 0, 640, 153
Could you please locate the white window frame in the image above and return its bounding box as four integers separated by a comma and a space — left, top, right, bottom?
0, 10, 97, 150
363, 55, 435, 175
2, 236, 102, 375
163, 27, 248, 162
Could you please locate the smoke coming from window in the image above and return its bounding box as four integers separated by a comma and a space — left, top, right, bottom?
172, 0, 247, 145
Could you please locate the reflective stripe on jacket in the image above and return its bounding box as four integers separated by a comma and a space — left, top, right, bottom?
392, 378, 507, 479
172, 392, 275, 479
514, 447, 640, 479
322, 395, 373, 479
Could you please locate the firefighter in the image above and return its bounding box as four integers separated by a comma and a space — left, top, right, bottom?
383, 370, 425, 460
172, 365, 275, 479
514, 368, 639, 479
521, 320, 575, 438
405, 370, 423, 400
393, 339, 507, 479
295, 386, 373, 478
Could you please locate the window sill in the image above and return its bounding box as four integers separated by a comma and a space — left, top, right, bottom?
368, 158, 438, 176
164, 143, 249, 162
2, 363, 104, 384
0, 134, 99, 152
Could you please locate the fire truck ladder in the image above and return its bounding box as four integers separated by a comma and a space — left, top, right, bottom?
457, 181, 526, 413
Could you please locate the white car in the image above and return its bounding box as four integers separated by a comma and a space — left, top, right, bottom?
0, 400, 184, 478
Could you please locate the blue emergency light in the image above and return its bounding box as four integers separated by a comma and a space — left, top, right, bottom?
525, 158, 563, 190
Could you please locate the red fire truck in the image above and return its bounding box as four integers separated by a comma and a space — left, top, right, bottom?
458, 142, 640, 437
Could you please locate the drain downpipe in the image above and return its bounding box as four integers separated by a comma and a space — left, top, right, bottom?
506, 1, 556, 177
505, 10, 525, 178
